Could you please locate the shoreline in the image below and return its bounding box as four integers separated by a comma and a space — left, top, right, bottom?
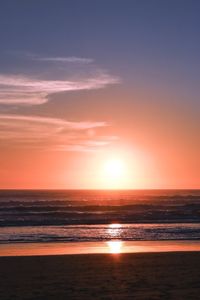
1, 240, 200, 256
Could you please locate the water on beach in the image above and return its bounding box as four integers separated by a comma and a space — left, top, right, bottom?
0, 189, 200, 244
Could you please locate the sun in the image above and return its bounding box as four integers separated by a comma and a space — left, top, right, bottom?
100, 158, 128, 189
103, 159, 124, 179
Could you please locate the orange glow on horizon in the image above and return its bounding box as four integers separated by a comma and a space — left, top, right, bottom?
0, 89, 199, 190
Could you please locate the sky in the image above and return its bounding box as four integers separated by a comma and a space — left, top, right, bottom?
0, 0, 199, 189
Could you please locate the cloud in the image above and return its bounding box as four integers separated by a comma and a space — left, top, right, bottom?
35, 56, 94, 64
0, 52, 120, 105
0, 71, 119, 105
0, 114, 118, 152
12, 51, 94, 64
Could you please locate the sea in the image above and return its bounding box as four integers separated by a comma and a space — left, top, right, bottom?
0, 189, 200, 244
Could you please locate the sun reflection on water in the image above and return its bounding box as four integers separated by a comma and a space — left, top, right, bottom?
109, 223, 122, 229
106, 240, 123, 254
107, 223, 122, 238
106, 224, 123, 254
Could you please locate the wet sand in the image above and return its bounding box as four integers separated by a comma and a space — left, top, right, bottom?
2, 240, 200, 256
1, 252, 200, 300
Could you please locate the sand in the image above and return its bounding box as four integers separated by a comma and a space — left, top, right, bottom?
0, 252, 200, 300
2, 240, 200, 256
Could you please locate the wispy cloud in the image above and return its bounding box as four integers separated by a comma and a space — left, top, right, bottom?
0, 114, 118, 151
35, 56, 94, 64
0, 72, 119, 105
0, 52, 120, 105
13, 51, 94, 64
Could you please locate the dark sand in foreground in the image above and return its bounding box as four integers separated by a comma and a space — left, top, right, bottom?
1, 252, 200, 300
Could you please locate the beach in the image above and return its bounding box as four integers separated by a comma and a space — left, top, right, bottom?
1, 191, 200, 300
1, 252, 200, 300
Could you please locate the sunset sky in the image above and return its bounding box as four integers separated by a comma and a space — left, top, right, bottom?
0, 0, 199, 189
